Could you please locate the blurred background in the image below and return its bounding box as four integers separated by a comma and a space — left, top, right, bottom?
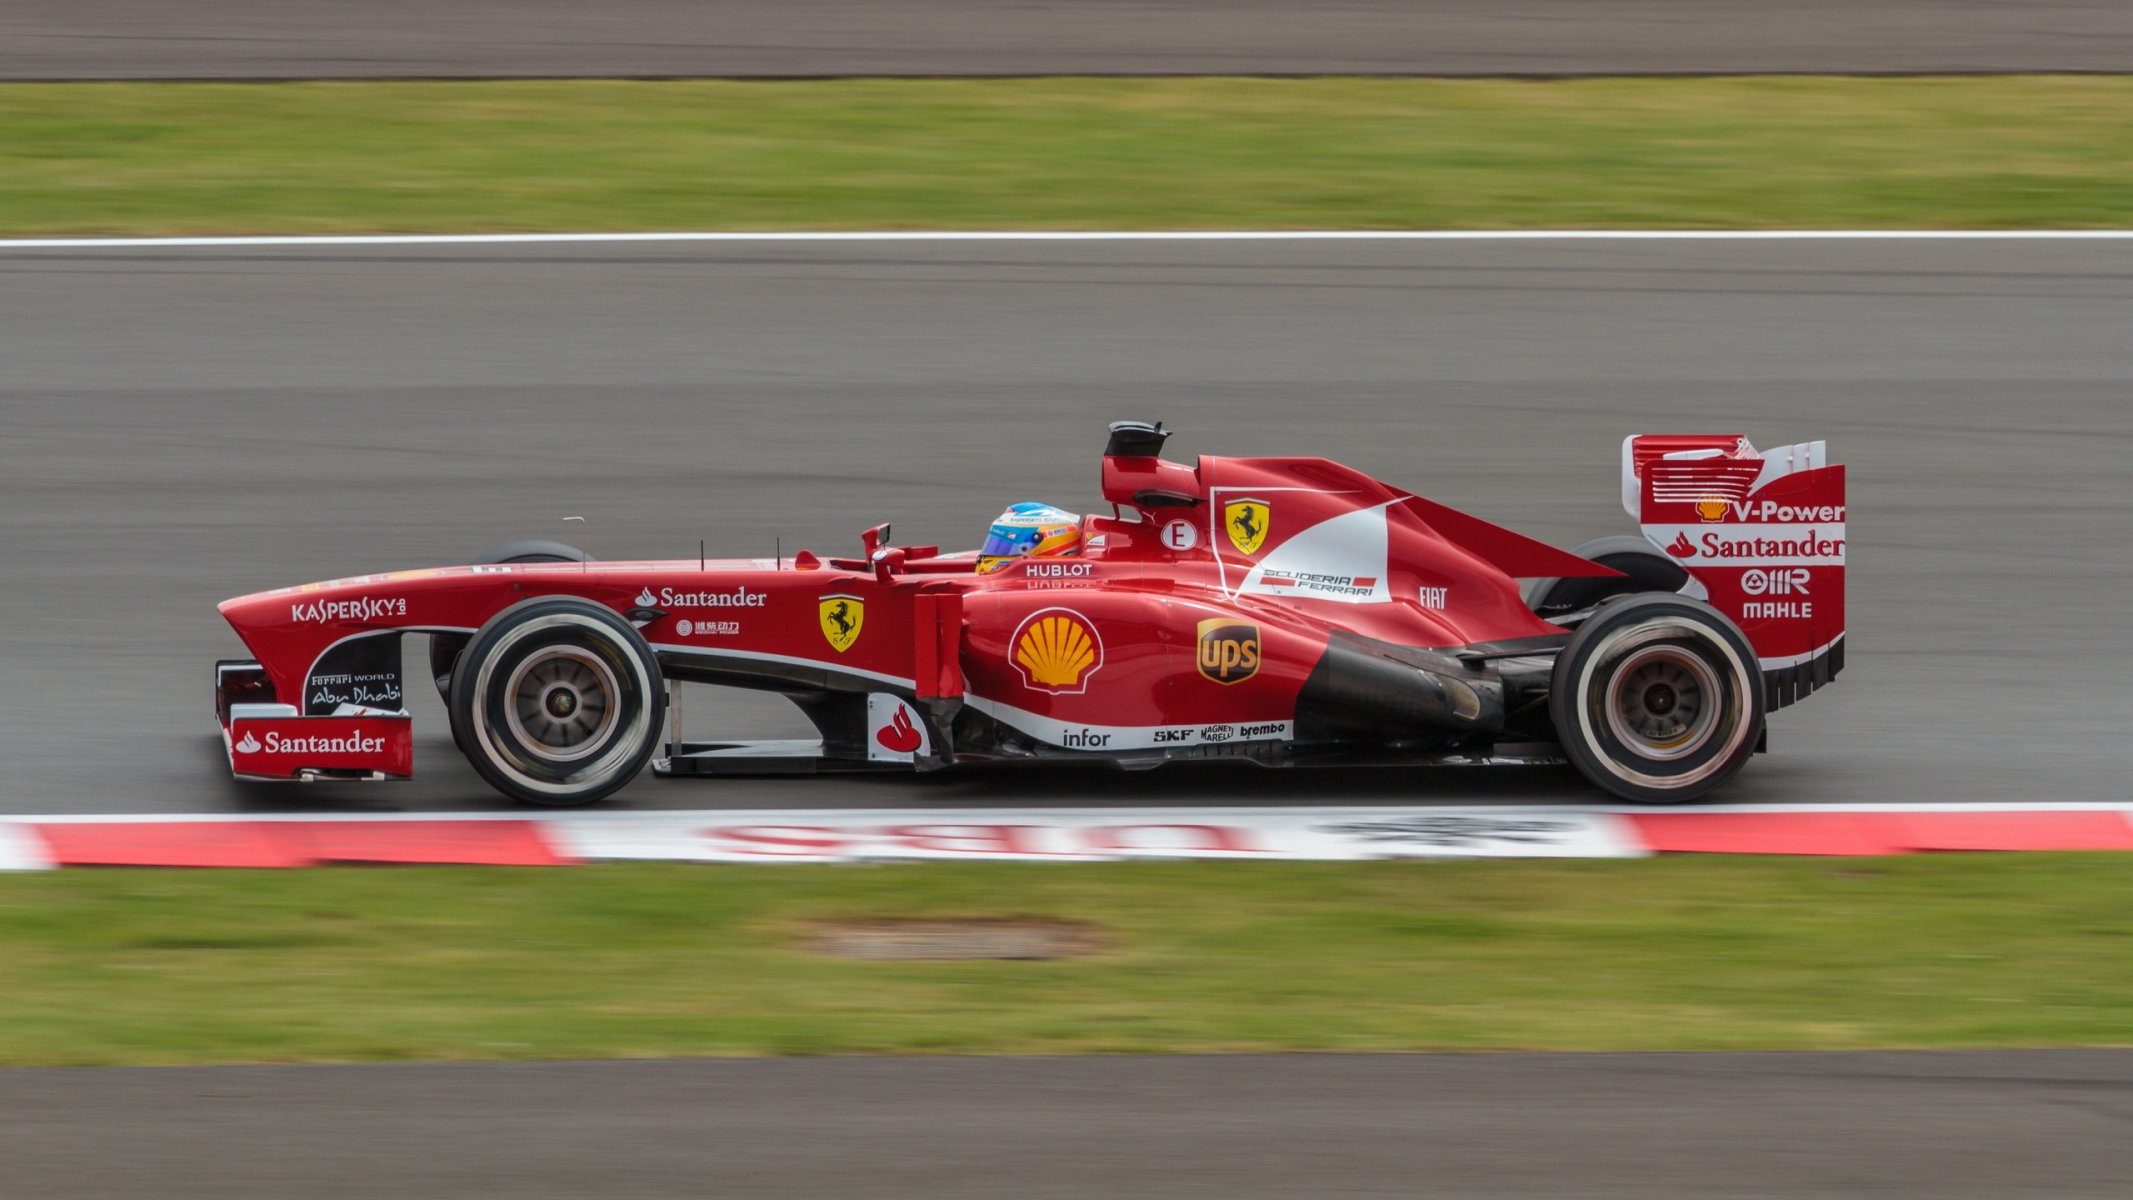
2, 3, 2131, 1198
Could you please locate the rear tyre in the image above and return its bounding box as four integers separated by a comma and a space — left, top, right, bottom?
1548, 593, 1763, 804
1527, 535, 1695, 618
449, 597, 664, 807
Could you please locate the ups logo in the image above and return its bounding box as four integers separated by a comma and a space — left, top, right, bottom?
1196, 618, 1261, 685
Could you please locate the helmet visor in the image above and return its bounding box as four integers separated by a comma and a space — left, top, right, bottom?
980, 526, 1041, 561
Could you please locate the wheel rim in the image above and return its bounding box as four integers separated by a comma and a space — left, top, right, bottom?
1603, 644, 1720, 761
502, 647, 619, 763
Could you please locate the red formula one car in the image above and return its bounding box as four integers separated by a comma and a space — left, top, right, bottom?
213, 423, 1846, 806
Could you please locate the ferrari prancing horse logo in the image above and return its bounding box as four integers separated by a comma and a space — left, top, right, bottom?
1224, 498, 1269, 555
819, 594, 864, 653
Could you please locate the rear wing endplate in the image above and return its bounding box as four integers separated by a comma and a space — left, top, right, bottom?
1623, 435, 1846, 709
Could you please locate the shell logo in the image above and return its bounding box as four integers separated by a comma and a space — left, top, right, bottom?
1010, 608, 1104, 694
1695, 494, 1728, 523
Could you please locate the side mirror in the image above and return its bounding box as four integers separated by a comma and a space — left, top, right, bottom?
871, 546, 907, 582
860, 523, 892, 556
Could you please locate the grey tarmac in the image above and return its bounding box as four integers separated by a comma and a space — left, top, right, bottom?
3, 1051, 2131, 1198
1, 237, 2129, 814
4, 0, 2133, 80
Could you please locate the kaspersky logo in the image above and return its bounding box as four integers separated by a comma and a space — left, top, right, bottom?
288, 595, 407, 624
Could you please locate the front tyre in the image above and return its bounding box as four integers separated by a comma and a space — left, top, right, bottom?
1548, 594, 1763, 804
431, 540, 593, 701
449, 598, 664, 807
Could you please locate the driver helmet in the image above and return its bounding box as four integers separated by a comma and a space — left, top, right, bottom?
977, 501, 1082, 574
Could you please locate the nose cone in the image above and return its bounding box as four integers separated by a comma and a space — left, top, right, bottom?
218, 585, 298, 629
222, 579, 419, 627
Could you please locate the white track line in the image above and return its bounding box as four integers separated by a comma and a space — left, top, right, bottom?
0, 822, 50, 870
8, 801, 2131, 823
3, 230, 2133, 250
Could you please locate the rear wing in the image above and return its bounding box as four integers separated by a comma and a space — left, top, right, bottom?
1623, 435, 1845, 710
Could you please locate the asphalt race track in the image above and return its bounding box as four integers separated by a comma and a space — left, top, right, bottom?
2, 237, 2129, 814
1, 1051, 2127, 1198
7, 0, 2133, 79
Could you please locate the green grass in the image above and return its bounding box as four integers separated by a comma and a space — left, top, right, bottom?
2, 855, 2130, 1066
1, 77, 2131, 234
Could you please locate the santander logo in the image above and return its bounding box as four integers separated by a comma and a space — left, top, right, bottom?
639, 585, 768, 609
1659, 527, 1846, 565
876, 705, 923, 754
233, 729, 386, 756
